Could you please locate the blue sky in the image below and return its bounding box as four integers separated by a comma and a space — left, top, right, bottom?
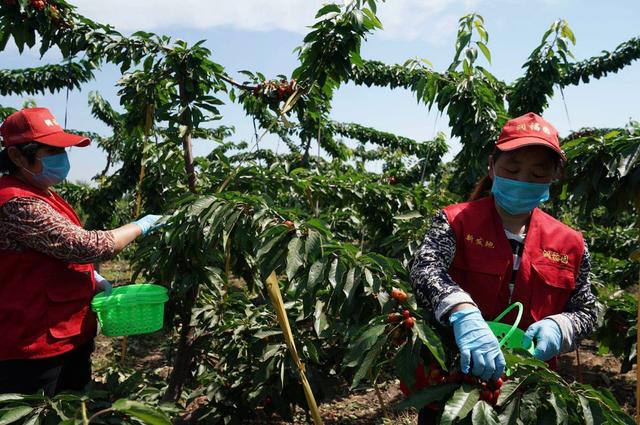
1, 0, 638, 182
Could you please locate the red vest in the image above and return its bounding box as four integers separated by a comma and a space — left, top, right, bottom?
0, 175, 96, 360
443, 196, 584, 329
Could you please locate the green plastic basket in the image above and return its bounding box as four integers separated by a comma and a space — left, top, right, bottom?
487, 302, 535, 354
91, 284, 168, 337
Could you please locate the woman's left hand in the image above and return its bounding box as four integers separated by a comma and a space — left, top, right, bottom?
523, 319, 562, 361
94, 271, 113, 296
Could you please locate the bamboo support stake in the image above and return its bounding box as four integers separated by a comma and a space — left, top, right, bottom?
265, 272, 323, 425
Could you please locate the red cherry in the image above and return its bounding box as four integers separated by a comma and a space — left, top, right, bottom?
283, 220, 294, 228
491, 377, 503, 389
402, 309, 411, 319
480, 389, 493, 403
403, 317, 415, 329
390, 288, 408, 302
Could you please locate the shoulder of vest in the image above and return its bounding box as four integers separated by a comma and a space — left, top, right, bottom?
0, 176, 46, 206
443, 197, 492, 221
535, 208, 585, 246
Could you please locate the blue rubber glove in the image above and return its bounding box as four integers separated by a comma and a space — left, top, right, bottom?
523, 319, 562, 361
133, 214, 163, 236
449, 307, 506, 381
94, 271, 112, 296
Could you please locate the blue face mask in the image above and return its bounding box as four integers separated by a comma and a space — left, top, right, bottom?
491, 175, 550, 215
24, 152, 70, 186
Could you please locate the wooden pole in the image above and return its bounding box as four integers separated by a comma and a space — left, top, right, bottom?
265, 272, 323, 425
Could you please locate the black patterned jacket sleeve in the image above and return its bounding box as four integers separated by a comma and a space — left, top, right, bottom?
409, 210, 476, 324
547, 242, 598, 352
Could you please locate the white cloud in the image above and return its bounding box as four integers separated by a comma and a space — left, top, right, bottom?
72, 0, 482, 43
73, 0, 324, 33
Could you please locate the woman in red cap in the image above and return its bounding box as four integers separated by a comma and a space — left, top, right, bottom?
408, 112, 597, 424
0, 108, 161, 395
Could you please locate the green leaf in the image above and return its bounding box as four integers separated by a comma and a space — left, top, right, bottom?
305, 230, 322, 260
307, 258, 327, 290
471, 400, 500, 425
395, 384, 458, 410
0, 406, 34, 425
262, 344, 283, 361
329, 258, 346, 289
477, 41, 491, 63
440, 385, 481, 424
414, 321, 446, 370
350, 337, 386, 389
342, 267, 362, 301
255, 228, 288, 260
286, 237, 305, 280
394, 211, 422, 220
367, 0, 377, 14
314, 300, 329, 336
497, 395, 520, 425
561, 25, 576, 44
496, 378, 526, 406
462, 58, 472, 75
0, 395, 25, 403
344, 324, 387, 367
111, 399, 172, 425
578, 395, 595, 425
393, 338, 421, 390
547, 392, 568, 425
315, 4, 341, 19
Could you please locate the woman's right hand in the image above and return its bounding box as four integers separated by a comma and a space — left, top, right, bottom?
111, 215, 164, 254
133, 214, 163, 236
449, 306, 506, 381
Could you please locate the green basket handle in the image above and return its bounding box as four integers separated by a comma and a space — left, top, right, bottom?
492, 302, 523, 349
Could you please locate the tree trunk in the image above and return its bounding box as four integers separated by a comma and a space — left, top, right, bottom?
178, 79, 198, 194
163, 284, 199, 402
163, 76, 200, 402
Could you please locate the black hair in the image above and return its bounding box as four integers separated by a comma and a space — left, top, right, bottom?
468, 147, 564, 201
0, 142, 43, 175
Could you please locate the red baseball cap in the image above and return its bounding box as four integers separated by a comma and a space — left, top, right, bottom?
0, 108, 90, 148
496, 112, 565, 160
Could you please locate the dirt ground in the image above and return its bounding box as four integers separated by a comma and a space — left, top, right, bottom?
94, 260, 637, 424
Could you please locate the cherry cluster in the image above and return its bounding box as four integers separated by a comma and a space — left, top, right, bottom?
386, 288, 413, 329
401, 362, 507, 410
463, 374, 504, 405
252, 79, 298, 102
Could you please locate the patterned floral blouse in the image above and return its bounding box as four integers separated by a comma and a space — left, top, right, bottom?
410, 210, 598, 354
0, 196, 115, 264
